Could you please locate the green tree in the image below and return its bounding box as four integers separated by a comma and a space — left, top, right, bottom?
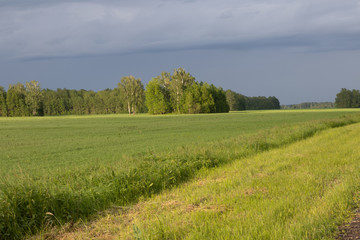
281, 102, 335, 109
56, 88, 71, 115
157, 71, 172, 112
209, 85, 229, 113
351, 89, 360, 108
96, 89, 113, 114
269, 96, 281, 109
7, 83, 28, 116
225, 90, 246, 111
69, 90, 86, 115
83, 90, 97, 114
183, 83, 202, 114
118, 76, 145, 115
25, 80, 43, 116
200, 83, 215, 113
42, 89, 57, 116
0, 86, 7, 116
146, 77, 170, 114
245, 96, 280, 110
335, 88, 353, 108
110, 87, 126, 113
169, 68, 195, 113
42, 88, 71, 116
145, 69, 232, 115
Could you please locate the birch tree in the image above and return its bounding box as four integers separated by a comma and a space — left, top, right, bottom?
169, 68, 195, 113
118, 76, 145, 115
25, 80, 43, 116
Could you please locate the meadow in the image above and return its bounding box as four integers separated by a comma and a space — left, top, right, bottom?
1, 109, 359, 178
1, 109, 360, 239
62, 122, 360, 239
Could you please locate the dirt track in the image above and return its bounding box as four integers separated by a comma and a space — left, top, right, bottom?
338, 208, 360, 239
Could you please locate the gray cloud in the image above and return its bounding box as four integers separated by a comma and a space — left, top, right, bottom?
1, 0, 360, 60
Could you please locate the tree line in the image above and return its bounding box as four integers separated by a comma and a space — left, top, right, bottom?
0, 81, 130, 117
225, 90, 280, 111
0, 68, 228, 117
335, 88, 360, 108
0, 68, 282, 117
281, 102, 334, 109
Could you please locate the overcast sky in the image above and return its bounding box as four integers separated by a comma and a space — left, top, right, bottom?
1, 0, 360, 104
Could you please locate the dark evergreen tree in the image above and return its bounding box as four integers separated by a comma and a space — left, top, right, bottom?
269, 96, 281, 109
225, 90, 246, 111
335, 88, 353, 108
282, 102, 335, 109
208, 85, 229, 113
351, 89, 360, 108
245, 96, 280, 110
0, 86, 7, 117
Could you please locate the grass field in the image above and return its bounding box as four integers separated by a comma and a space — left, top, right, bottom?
1, 109, 360, 239
1, 109, 359, 178
60, 122, 360, 239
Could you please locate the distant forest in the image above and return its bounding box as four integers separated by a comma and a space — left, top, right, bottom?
225, 90, 280, 111
280, 88, 360, 110
335, 88, 360, 108
0, 68, 280, 117
281, 102, 335, 109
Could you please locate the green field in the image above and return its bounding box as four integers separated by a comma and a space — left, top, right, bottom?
1, 109, 360, 239
1, 109, 359, 178
63, 122, 360, 240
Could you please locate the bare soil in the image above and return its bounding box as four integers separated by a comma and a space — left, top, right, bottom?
337, 208, 360, 239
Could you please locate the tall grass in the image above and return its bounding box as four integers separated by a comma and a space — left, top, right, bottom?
0, 113, 360, 239
111, 123, 360, 240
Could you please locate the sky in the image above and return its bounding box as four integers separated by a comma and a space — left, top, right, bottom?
1, 0, 360, 104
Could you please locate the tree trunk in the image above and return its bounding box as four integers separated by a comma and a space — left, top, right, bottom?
127, 102, 131, 114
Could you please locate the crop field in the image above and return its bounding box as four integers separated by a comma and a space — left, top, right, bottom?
1, 109, 360, 239
62, 121, 360, 240
1, 109, 359, 178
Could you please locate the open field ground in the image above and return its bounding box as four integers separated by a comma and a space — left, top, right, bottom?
1, 109, 359, 178
1, 109, 360, 239
59, 122, 360, 240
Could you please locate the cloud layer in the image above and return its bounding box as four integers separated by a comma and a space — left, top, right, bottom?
1, 0, 360, 60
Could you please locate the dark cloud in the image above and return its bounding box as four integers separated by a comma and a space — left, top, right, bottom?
1, 0, 360, 60
1, 0, 360, 105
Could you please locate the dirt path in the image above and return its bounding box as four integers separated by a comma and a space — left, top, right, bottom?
338, 208, 360, 239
